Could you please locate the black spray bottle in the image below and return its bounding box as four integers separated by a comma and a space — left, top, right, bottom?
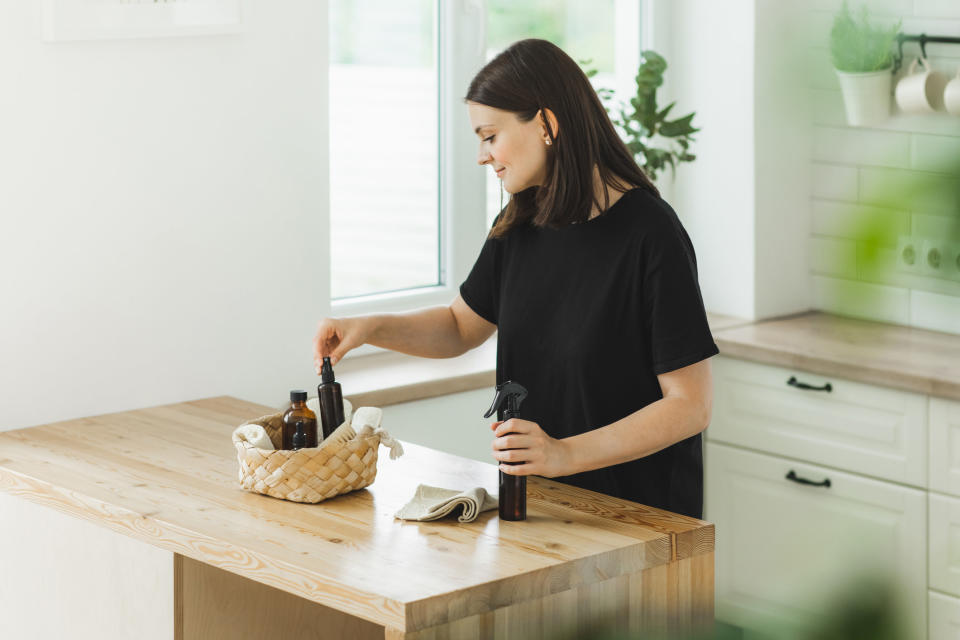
317, 356, 346, 440
484, 380, 529, 521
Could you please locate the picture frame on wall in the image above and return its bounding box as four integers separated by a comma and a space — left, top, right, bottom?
42, 0, 244, 42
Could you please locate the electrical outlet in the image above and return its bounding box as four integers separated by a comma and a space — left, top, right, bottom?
896, 235, 921, 274
920, 239, 949, 278
944, 242, 960, 282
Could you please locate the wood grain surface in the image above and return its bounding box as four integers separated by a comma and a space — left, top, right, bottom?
713, 311, 960, 400
0, 396, 714, 633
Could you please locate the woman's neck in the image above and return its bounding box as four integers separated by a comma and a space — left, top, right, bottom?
588, 166, 633, 219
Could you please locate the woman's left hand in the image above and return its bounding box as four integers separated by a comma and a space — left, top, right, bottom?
491, 419, 572, 478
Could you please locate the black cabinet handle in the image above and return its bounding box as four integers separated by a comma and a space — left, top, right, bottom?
785, 470, 831, 488
787, 376, 832, 392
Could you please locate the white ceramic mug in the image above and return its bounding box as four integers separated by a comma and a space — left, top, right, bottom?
944, 68, 960, 117
895, 57, 948, 114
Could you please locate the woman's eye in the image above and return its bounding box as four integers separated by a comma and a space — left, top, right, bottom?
483, 135, 495, 143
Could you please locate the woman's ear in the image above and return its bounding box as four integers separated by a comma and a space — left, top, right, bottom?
539, 108, 559, 142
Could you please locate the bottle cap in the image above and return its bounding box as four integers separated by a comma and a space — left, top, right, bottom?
321, 357, 336, 384
290, 389, 307, 403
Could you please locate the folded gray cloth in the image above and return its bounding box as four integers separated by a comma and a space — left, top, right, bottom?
394, 484, 498, 523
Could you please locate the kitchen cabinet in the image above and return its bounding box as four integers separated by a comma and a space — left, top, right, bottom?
930, 492, 960, 599
0, 396, 715, 640
930, 397, 960, 496
706, 354, 934, 638
710, 356, 927, 487
930, 591, 960, 638
705, 440, 926, 635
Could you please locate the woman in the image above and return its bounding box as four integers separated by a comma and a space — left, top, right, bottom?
313, 39, 717, 519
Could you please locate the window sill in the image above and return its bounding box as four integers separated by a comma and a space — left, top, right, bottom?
334, 334, 497, 408
332, 313, 749, 408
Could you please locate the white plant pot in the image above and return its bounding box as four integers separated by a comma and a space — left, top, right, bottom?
834, 67, 893, 127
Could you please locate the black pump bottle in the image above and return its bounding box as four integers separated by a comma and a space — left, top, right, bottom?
484, 380, 529, 521
317, 356, 346, 440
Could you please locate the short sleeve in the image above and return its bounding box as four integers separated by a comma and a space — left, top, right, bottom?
458, 214, 503, 325
639, 207, 719, 375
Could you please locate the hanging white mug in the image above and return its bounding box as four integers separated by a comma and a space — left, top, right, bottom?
944, 68, 960, 117
895, 56, 948, 114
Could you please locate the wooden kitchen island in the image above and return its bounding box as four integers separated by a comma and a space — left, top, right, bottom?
0, 397, 714, 639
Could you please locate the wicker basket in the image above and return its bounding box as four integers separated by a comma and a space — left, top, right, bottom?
232, 403, 403, 503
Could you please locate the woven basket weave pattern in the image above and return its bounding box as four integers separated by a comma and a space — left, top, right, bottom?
234, 410, 382, 503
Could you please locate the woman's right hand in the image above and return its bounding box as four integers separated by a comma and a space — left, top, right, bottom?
312, 316, 374, 373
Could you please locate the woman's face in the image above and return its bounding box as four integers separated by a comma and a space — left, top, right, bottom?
467, 101, 554, 194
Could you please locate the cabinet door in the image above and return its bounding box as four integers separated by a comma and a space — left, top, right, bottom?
930, 591, 960, 640
931, 397, 960, 497
930, 492, 960, 598
711, 356, 927, 487
705, 442, 926, 638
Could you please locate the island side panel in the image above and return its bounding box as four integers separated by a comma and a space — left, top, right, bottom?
385, 551, 715, 639
176, 554, 385, 640
0, 491, 174, 640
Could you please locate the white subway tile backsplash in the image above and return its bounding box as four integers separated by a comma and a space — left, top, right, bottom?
813, 199, 910, 244
911, 133, 960, 172
813, 163, 859, 201
859, 166, 957, 212
814, 126, 911, 168
811, 236, 859, 277
808, 5, 960, 335
808, 1, 912, 14
914, 1, 960, 20
911, 289, 960, 332
913, 212, 960, 241
808, 47, 839, 91
813, 275, 911, 323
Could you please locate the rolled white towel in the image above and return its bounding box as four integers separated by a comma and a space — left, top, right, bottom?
232, 423, 274, 450
306, 396, 353, 427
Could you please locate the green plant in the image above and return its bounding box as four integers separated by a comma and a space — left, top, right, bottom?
581, 51, 699, 182
829, 0, 901, 72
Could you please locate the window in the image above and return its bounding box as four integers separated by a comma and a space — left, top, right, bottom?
328, 1, 650, 326
329, 0, 439, 301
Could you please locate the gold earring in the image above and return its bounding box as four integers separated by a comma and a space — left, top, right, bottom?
545, 139, 552, 145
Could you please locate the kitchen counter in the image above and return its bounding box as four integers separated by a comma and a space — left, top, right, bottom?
337, 310, 960, 408
0, 397, 714, 639
713, 311, 960, 400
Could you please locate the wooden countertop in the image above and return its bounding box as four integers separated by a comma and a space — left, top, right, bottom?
0, 397, 714, 633
713, 311, 960, 400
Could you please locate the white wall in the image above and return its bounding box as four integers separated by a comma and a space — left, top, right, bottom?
0, 2, 329, 430
668, 0, 758, 319
667, 0, 813, 321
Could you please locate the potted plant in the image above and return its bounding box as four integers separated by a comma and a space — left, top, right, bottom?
830, 0, 901, 126
582, 51, 699, 183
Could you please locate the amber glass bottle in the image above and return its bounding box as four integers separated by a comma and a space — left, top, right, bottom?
282, 390, 318, 449
317, 357, 346, 440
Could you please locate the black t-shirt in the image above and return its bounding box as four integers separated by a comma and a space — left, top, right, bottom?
459, 187, 719, 519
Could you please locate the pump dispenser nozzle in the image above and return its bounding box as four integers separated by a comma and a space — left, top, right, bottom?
320, 357, 336, 383
484, 380, 529, 521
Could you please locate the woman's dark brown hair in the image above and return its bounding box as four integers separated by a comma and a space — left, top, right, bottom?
465, 38, 660, 239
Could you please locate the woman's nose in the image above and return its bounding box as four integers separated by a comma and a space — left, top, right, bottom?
477, 148, 490, 165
